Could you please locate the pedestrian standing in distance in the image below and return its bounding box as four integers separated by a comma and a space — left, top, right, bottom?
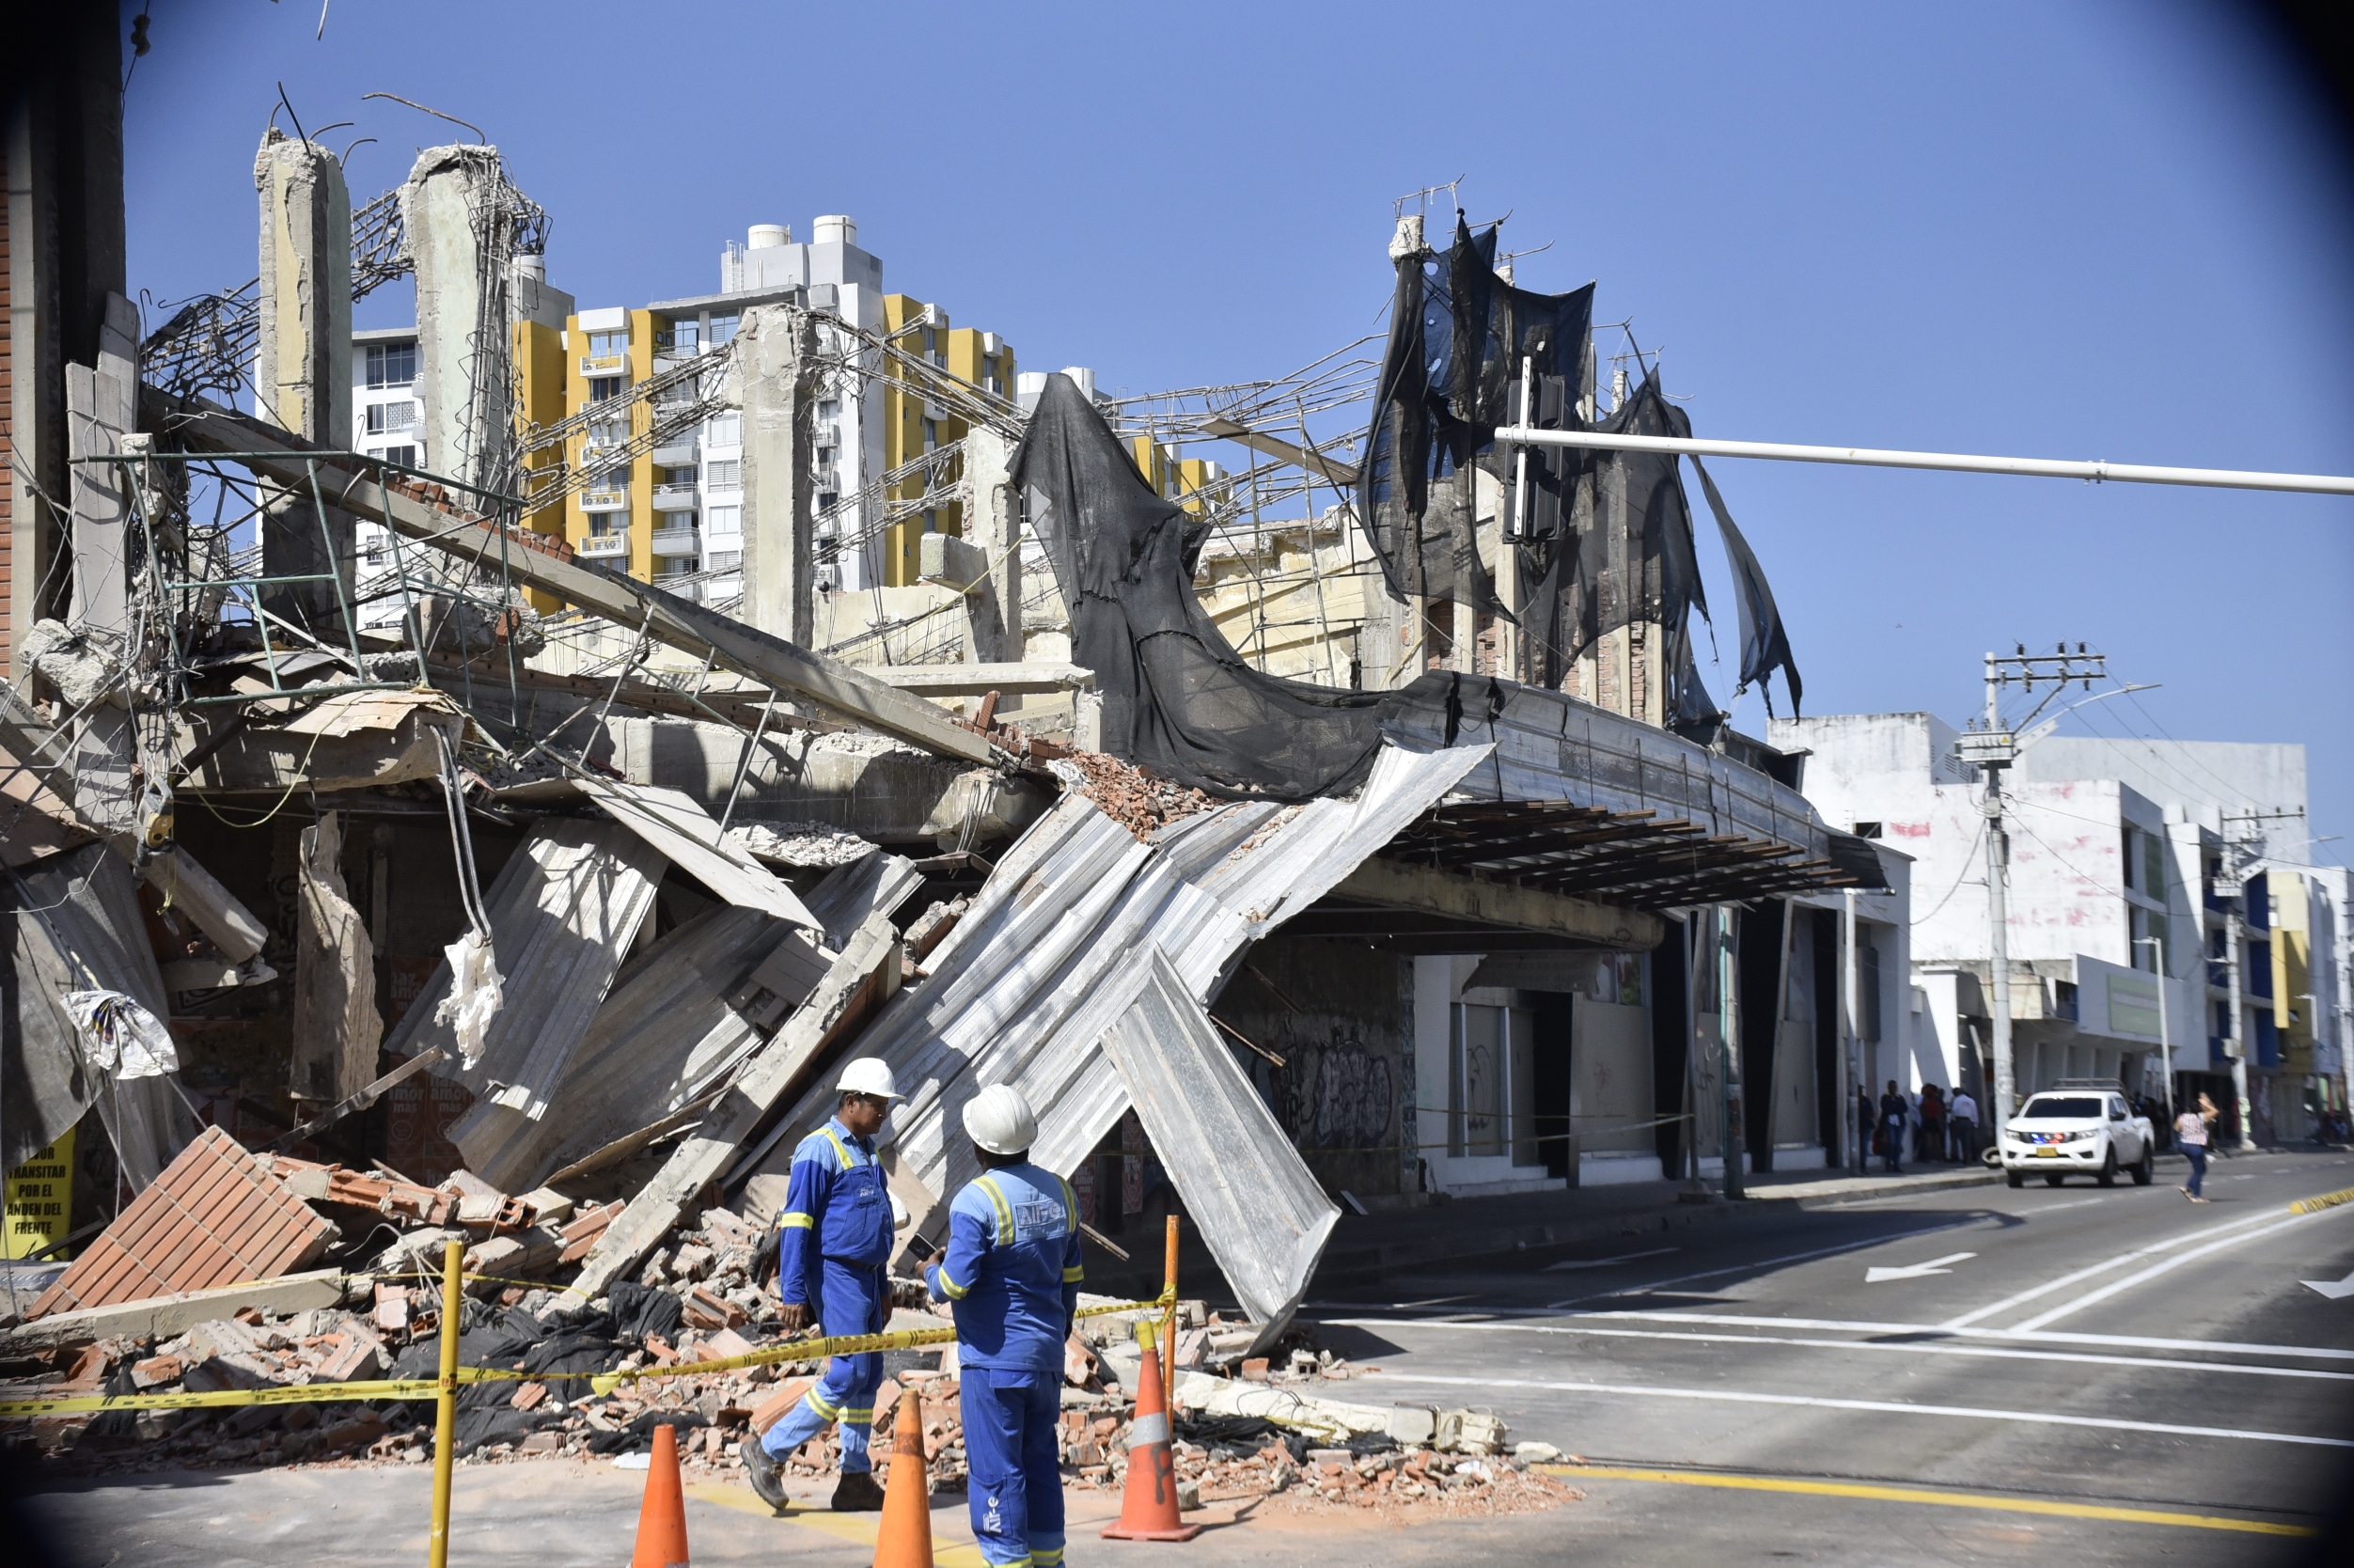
1919, 1085, 1947, 1165
1879, 1080, 1908, 1174
923, 1084, 1083, 1568
740, 1058, 906, 1513
2177, 1096, 2217, 1200
1949, 1086, 1979, 1163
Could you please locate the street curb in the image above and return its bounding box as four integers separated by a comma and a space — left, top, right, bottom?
1311, 1170, 2003, 1283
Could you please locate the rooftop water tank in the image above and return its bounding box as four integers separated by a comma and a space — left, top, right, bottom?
747, 223, 789, 250
812, 214, 856, 247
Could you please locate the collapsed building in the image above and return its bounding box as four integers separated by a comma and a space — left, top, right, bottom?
3, 35, 1890, 1411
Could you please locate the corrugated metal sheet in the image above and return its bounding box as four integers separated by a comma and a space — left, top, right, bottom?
753, 741, 1488, 1319
1101, 949, 1339, 1343
452, 903, 789, 1191
1381, 673, 1835, 860
802, 850, 924, 952
390, 819, 666, 1127
504, 776, 820, 929
31, 1126, 337, 1315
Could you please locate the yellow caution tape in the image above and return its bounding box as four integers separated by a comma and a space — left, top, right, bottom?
2288, 1184, 2354, 1215
0, 1287, 1177, 1418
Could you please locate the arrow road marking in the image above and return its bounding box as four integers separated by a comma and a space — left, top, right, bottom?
1867, 1252, 1977, 1283
2302, 1268, 2354, 1301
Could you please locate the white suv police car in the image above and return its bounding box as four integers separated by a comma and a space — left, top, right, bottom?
2001, 1087, 2156, 1188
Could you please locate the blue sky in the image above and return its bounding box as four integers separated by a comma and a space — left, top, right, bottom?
121, 2, 2352, 852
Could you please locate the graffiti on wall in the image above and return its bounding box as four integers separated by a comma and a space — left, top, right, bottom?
1241, 1025, 1396, 1152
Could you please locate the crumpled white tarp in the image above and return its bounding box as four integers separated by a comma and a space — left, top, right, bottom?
62, 989, 180, 1080
434, 930, 504, 1072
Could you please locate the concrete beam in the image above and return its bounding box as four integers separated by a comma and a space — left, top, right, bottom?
1331, 855, 1663, 950
1199, 416, 1359, 488
960, 424, 1024, 666
880, 663, 1092, 697
141, 387, 997, 765
0, 1269, 350, 1353
738, 305, 816, 646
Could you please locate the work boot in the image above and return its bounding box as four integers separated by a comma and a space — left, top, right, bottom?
831, 1468, 886, 1512
740, 1435, 788, 1511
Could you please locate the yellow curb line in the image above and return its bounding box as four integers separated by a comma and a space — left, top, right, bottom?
1539, 1465, 2315, 1537
2288, 1184, 2354, 1215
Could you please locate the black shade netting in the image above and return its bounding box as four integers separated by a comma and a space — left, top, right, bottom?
1011, 373, 1386, 800
1689, 454, 1802, 715
1519, 373, 1712, 712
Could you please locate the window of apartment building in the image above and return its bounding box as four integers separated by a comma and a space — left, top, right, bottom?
663, 321, 699, 352
2144, 832, 2167, 900
587, 329, 628, 359
375, 444, 419, 470
922, 417, 939, 453
2131, 906, 2168, 973
662, 465, 698, 488
709, 314, 738, 345
365, 400, 419, 434
922, 509, 938, 534
705, 460, 742, 491
705, 505, 742, 538
1859, 937, 1883, 1043
707, 412, 741, 447
816, 490, 839, 513
589, 514, 624, 537
2122, 827, 2138, 891
588, 376, 624, 403
365, 342, 416, 388
706, 550, 742, 573
1852, 822, 1883, 839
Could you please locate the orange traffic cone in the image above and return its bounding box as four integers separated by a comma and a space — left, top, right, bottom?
1101, 1320, 1201, 1542
874, 1385, 935, 1568
630, 1422, 691, 1568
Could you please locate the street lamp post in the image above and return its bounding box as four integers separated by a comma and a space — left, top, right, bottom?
2134, 934, 2177, 1140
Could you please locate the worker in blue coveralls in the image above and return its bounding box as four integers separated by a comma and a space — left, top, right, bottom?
921, 1083, 1084, 1568
740, 1057, 907, 1513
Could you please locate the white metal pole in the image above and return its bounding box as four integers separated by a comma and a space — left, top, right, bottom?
1984, 655, 2018, 1128
1488, 426, 2354, 497
1843, 890, 1861, 1174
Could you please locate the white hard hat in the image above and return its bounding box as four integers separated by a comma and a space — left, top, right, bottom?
836, 1058, 902, 1100
963, 1083, 1037, 1157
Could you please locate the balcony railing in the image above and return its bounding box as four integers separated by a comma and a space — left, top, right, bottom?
650, 527, 701, 558
581, 490, 630, 513
578, 533, 629, 558
651, 440, 698, 468
580, 352, 630, 378
651, 484, 699, 512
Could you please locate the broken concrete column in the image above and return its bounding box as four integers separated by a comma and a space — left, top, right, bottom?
401, 145, 511, 494
253, 131, 354, 635
64, 291, 137, 633
961, 424, 1025, 668
289, 811, 382, 1104
736, 305, 818, 645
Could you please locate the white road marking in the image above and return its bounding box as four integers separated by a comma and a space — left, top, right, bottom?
1545, 1218, 1986, 1309
1358, 1371, 2354, 1448
1557, 1308, 2354, 1360
2015, 1212, 2327, 1330
1318, 1315, 2354, 1381
2299, 1267, 2354, 1301
1938, 1206, 2299, 1329
1542, 1247, 1681, 1273
1866, 1251, 1977, 1283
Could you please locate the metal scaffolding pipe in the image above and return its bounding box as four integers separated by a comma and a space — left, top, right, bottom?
1490, 426, 2354, 497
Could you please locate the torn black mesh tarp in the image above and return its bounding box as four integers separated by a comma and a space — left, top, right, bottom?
1012, 373, 1386, 800
1357, 218, 1505, 617
1689, 455, 1803, 715
1520, 372, 1712, 697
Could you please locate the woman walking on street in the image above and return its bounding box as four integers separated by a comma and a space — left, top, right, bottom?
2176, 1094, 2219, 1201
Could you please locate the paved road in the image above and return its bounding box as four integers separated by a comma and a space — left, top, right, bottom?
12, 1152, 2352, 1566
1306, 1148, 2354, 1562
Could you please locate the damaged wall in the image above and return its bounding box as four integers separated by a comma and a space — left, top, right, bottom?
1215, 935, 1411, 1199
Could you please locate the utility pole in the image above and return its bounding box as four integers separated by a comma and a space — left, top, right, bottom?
2133, 934, 2177, 1137
1954, 643, 2109, 1127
